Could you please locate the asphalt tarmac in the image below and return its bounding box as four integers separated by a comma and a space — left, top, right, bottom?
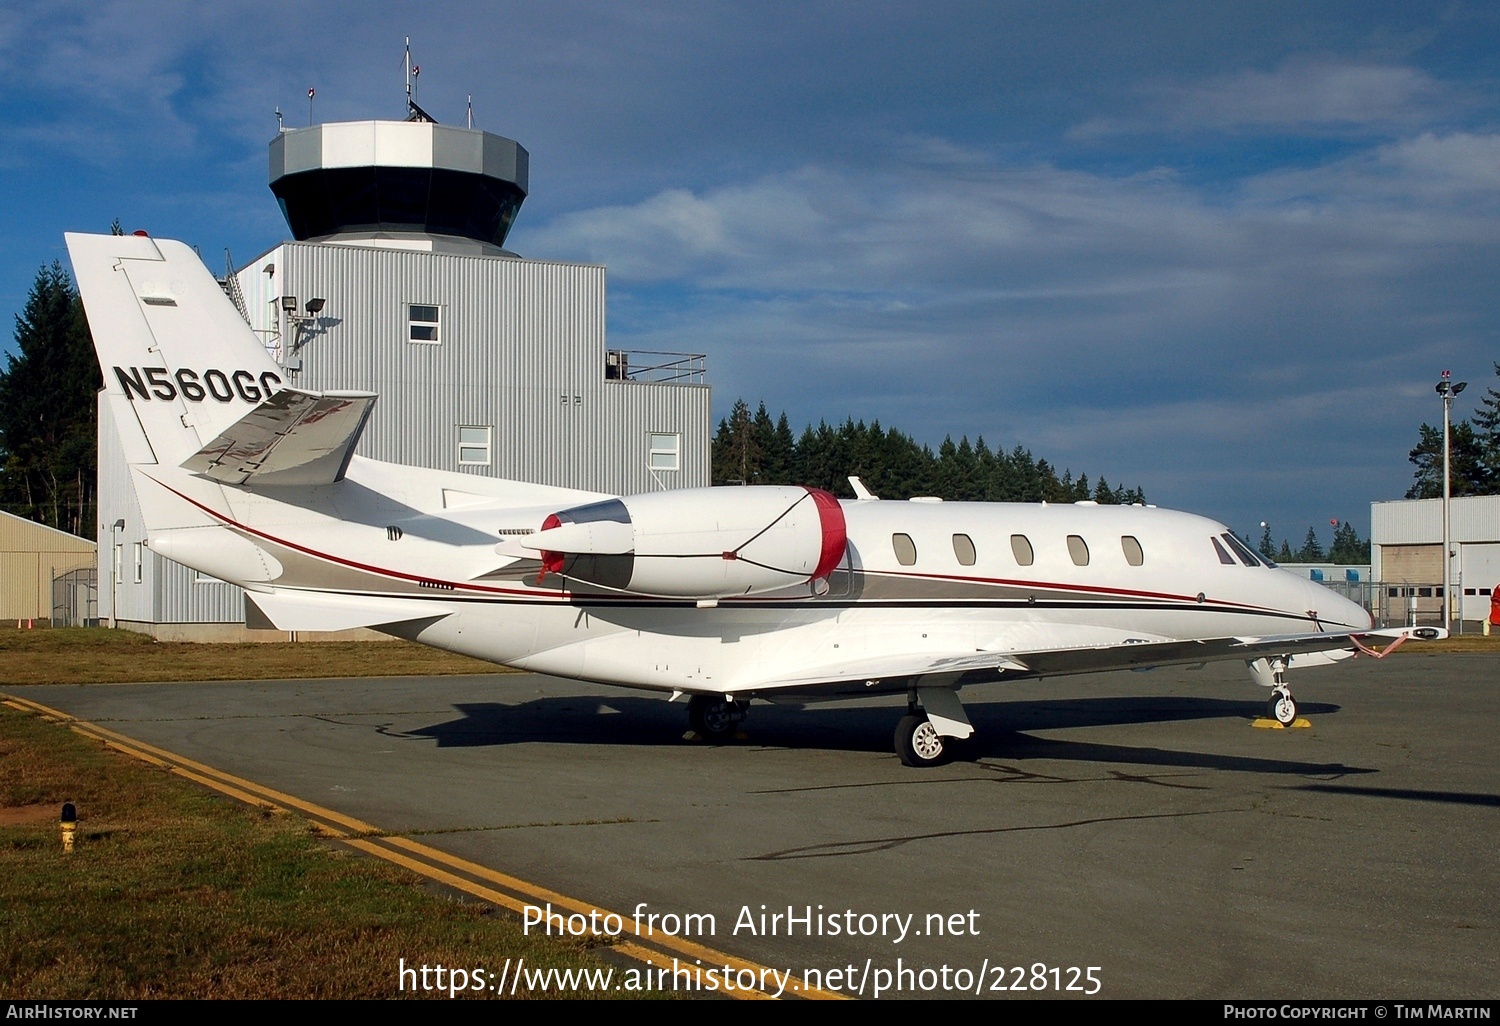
10, 653, 1496, 999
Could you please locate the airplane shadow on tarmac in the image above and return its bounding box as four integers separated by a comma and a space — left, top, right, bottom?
395, 694, 1371, 781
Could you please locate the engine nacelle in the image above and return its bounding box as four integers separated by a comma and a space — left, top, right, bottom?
526, 486, 846, 599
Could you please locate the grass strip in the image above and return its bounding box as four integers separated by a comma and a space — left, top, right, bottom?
0, 626, 505, 685
0, 702, 635, 999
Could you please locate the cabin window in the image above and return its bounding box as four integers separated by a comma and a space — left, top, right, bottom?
1010, 534, 1034, 566
1211, 537, 1235, 565
648, 433, 680, 471
1121, 535, 1144, 566
1067, 535, 1090, 566
952, 534, 976, 566
458, 425, 492, 466
408, 304, 441, 344
892, 533, 917, 566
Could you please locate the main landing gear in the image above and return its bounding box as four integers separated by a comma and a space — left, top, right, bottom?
895, 710, 949, 768
894, 686, 975, 767
686, 694, 747, 742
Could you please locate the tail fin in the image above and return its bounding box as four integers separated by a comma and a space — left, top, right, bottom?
66, 232, 287, 468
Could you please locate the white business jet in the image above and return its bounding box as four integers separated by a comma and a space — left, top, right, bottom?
70, 232, 1442, 767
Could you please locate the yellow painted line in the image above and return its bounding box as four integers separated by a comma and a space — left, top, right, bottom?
379, 835, 845, 1000
2, 691, 843, 1000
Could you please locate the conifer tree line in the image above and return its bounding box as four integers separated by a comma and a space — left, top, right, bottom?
0, 262, 101, 538
711, 399, 1149, 505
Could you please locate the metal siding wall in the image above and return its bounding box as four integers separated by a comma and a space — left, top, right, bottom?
98, 392, 244, 625
1372, 495, 1500, 545
0, 510, 95, 617
282, 243, 709, 495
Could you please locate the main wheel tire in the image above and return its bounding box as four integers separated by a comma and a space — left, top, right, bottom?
895, 712, 949, 767
688, 696, 739, 741
1268, 690, 1298, 726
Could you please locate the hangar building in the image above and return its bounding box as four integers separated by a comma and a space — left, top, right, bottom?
1371, 494, 1500, 626
0, 510, 96, 625
98, 115, 710, 639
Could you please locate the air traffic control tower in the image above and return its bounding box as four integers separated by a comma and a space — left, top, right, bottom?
99, 108, 710, 639
268, 119, 529, 255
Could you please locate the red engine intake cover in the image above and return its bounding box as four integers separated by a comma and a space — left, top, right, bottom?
807, 488, 847, 580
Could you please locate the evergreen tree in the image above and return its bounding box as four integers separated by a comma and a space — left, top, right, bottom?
1471, 362, 1500, 487
1328, 521, 1370, 564
1258, 524, 1275, 560
1296, 526, 1325, 562
711, 399, 759, 484
0, 262, 100, 537
1277, 540, 1294, 563
1406, 421, 1488, 498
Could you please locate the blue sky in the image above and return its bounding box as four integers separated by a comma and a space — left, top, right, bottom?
3, 1, 1498, 546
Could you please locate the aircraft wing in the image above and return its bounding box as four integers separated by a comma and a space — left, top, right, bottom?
750, 626, 1442, 693
181, 387, 376, 486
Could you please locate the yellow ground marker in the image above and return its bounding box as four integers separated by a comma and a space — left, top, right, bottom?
1252, 718, 1312, 729
1, 692, 845, 1001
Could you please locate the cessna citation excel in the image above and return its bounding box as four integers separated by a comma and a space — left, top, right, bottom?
71, 232, 1442, 767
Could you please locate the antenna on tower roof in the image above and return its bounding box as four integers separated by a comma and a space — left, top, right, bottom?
467, 94, 473, 130
403, 35, 436, 123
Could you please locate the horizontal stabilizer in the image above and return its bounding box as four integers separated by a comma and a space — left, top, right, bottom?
181, 387, 376, 486
246, 590, 451, 633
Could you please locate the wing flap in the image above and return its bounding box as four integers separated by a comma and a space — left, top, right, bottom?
181, 387, 376, 486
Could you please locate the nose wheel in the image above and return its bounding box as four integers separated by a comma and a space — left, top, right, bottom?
1267, 687, 1298, 726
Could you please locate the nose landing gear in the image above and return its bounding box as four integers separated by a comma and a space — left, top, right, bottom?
1267, 686, 1298, 726
1247, 656, 1300, 726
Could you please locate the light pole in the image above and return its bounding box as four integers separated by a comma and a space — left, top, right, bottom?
109, 519, 125, 629
1436, 371, 1467, 630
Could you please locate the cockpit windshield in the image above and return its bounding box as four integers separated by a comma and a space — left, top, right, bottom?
1221, 533, 1263, 567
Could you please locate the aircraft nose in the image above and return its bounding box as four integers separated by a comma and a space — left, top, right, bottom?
1305, 578, 1373, 629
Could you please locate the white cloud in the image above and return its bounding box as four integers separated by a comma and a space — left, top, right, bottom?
1075, 58, 1449, 137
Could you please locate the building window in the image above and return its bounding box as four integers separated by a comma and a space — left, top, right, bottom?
133, 542, 143, 583
952, 533, 976, 566
458, 425, 492, 466
892, 533, 917, 566
1121, 536, 1144, 566
1067, 535, 1090, 566
408, 304, 441, 344
1010, 534, 1034, 566
648, 433, 680, 471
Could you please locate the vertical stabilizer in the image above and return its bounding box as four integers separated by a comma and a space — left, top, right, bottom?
66, 233, 287, 468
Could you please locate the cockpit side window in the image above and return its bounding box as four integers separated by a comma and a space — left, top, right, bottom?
1211, 537, 1235, 565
